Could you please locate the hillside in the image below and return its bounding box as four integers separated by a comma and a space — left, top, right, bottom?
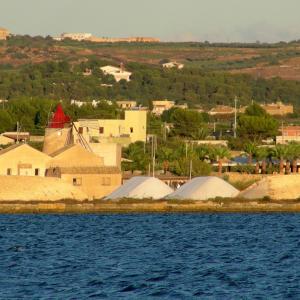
2, 36, 300, 79
1, 36, 300, 110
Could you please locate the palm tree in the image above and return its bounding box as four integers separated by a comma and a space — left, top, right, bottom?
243, 142, 258, 165
272, 144, 289, 174
286, 143, 300, 174
212, 147, 231, 175
254, 147, 268, 174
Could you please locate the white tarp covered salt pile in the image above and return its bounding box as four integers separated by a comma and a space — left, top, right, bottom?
165, 176, 239, 200
239, 175, 300, 200
104, 176, 173, 200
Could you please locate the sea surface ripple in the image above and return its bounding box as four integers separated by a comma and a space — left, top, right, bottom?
0, 214, 300, 299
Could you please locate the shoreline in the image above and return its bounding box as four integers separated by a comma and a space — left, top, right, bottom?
1, 199, 300, 214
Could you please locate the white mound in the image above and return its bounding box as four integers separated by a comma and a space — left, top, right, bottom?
239, 175, 300, 200
104, 176, 173, 200
0, 176, 88, 201
165, 176, 239, 200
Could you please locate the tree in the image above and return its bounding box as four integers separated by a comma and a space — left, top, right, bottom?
211, 146, 231, 174
272, 144, 289, 174
243, 142, 258, 164
170, 109, 208, 140
237, 103, 279, 141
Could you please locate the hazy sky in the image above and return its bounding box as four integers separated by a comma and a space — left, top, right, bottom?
1, 0, 299, 42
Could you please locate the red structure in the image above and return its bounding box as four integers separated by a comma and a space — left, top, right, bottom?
49, 104, 71, 128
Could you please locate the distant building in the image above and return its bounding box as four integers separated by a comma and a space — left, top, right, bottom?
60, 32, 92, 41
208, 105, 235, 115
100, 64, 132, 82
88, 36, 160, 43
116, 100, 137, 109
0, 144, 51, 176
162, 61, 184, 69
152, 100, 175, 115
0, 27, 9, 40
276, 126, 300, 144
2, 132, 30, 143
261, 101, 293, 116
70, 99, 113, 108
74, 110, 147, 145
83, 68, 92, 76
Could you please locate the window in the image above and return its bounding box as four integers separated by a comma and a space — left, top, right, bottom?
102, 177, 111, 186
99, 127, 104, 134
7, 168, 11, 175
130, 127, 134, 133
73, 177, 82, 186
35, 169, 39, 176
78, 127, 83, 134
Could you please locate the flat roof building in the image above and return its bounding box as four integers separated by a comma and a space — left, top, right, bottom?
74, 110, 147, 145
100, 65, 132, 82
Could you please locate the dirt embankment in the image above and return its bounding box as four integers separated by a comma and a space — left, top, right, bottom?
1, 199, 300, 214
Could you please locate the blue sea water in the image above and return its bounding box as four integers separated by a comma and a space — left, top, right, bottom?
0, 214, 300, 299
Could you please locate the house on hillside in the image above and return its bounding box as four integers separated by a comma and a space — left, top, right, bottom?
100, 64, 132, 82
162, 61, 184, 69
152, 100, 175, 115
116, 100, 137, 109
46, 144, 121, 199
0, 144, 51, 176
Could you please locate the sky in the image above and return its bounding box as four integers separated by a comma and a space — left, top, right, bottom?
0, 0, 300, 43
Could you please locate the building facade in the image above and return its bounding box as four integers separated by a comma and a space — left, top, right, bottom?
74, 110, 147, 145
47, 144, 121, 199
0, 27, 9, 40
60, 33, 92, 41
0, 144, 51, 177
276, 126, 300, 144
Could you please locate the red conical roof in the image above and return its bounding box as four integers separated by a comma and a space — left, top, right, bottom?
49, 104, 71, 128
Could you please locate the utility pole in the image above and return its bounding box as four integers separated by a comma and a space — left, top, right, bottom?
234, 96, 238, 138
151, 135, 156, 177
163, 122, 167, 141
189, 159, 193, 180
16, 122, 19, 144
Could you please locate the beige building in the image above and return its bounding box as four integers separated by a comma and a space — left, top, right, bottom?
0, 144, 51, 177
47, 144, 121, 199
74, 110, 147, 145
152, 100, 175, 115
116, 100, 137, 109
60, 32, 92, 41
100, 65, 132, 82
261, 101, 293, 116
0, 27, 9, 40
208, 105, 236, 115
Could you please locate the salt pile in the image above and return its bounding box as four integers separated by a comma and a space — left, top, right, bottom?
239, 175, 300, 200
165, 176, 239, 200
104, 176, 173, 200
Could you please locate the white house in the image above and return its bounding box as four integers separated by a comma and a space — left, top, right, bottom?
100, 65, 132, 82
